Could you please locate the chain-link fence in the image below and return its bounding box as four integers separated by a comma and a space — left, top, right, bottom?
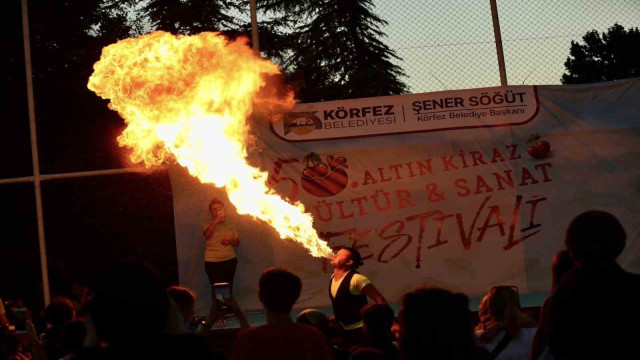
374, 0, 640, 93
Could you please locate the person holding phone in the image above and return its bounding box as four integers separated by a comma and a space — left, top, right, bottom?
201, 198, 245, 328
12, 307, 27, 334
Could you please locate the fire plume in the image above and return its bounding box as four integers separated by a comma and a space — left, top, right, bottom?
88, 31, 333, 258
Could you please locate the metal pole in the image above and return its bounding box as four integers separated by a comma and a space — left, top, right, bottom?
39, 167, 157, 181
0, 176, 35, 185
0, 167, 161, 185
490, 0, 508, 86
249, 0, 260, 54
21, 0, 51, 306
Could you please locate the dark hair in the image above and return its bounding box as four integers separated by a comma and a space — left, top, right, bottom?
342, 247, 364, 269
259, 268, 302, 314
483, 286, 521, 337
361, 304, 394, 336
167, 286, 195, 322
296, 309, 331, 338
209, 198, 224, 208
399, 287, 478, 360
565, 210, 626, 265
45, 297, 75, 327
91, 261, 170, 344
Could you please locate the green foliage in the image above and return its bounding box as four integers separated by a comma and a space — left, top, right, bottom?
29, 0, 408, 107
562, 24, 640, 84
258, 0, 408, 102
303, 152, 322, 167
143, 0, 242, 34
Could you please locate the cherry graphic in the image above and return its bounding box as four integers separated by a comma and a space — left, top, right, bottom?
527, 133, 551, 159
302, 163, 330, 179
327, 155, 348, 170
301, 152, 349, 197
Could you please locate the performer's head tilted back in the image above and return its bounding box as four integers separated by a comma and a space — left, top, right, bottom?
330, 247, 364, 273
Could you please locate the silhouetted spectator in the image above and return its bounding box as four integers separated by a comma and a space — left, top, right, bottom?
399, 287, 489, 360
0, 330, 27, 360
475, 286, 536, 359
91, 261, 169, 346
548, 210, 640, 359
77, 260, 218, 359
232, 268, 331, 360
297, 309, 349, 360
350, 304, 397, 359
530, 250, 575, 359
42, 297, 75, 360
297, 309, 332, 337
61, 320, 86, 360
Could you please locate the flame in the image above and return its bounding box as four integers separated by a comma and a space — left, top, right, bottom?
88, 31, 333, 258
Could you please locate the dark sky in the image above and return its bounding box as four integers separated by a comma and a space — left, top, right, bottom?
0, 0, 178, 303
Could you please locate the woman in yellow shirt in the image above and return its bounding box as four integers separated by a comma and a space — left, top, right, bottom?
202, 198, 240, 327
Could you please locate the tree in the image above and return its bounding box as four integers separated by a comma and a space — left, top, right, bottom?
562, 23, 640, 84
26, 0, 142, 174
143, 0, 242, 34
259, 0, 408, 102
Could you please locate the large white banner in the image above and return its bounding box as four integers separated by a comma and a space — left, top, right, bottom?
171, 78, 640, 315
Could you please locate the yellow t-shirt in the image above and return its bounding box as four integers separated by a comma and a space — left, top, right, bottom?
202, 220, 238, 262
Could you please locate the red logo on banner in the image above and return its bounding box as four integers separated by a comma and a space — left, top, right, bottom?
301, 152, 349, 197
282, 112, 322, 136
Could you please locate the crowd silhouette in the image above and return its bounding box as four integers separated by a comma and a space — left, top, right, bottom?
1, 210, 638, 360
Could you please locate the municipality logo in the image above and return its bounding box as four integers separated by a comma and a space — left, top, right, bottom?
282, 112, 322, 136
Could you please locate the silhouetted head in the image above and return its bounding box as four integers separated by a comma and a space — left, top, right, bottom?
45, 297, 75, 328
361, 304, 394, 338
565, 210, 626, 266
399, 287, 475, 360
296, 309, 331, 338
330, 247, 364, 271
259, 267, 301, 315
478, 286, 521, 337
91, 261, 169, 345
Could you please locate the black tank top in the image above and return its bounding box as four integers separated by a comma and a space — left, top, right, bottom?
329, 270, 368, 327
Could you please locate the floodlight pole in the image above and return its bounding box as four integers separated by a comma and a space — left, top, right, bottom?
21, 0, 51, 306
490, 0, 508, 86
250, 0, 260, 54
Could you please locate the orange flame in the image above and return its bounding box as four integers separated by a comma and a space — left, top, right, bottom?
88, 31, 333, 258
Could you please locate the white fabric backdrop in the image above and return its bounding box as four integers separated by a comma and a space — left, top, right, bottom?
170, 78, 640, 316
